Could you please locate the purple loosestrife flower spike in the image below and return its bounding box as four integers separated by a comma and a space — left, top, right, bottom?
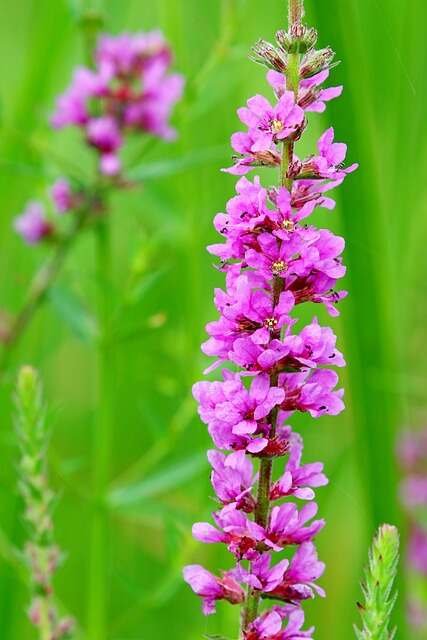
13, 31, 184, 248
183, 1, 357, 637
5, 28, 183, 377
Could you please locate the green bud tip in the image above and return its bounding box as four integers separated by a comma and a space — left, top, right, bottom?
17, 365, 38, 399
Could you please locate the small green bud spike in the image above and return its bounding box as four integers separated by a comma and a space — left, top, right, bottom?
355, 524, 400, 640
15, 366, 75, 639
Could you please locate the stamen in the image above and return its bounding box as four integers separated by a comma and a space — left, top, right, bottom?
282, 219, 295, 232
265, 317, 278, 330
271, 260, 287, 275
271, 118, 284, 133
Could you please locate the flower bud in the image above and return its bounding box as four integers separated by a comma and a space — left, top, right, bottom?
276, 25, 317, 55
250, 39, 288, 73
300, 47, 337, 79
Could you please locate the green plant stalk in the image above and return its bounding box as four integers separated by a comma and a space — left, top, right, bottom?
355, 524, 400, 640
288, 0, 304, 25
87, 215, 115, 639
240, 2, 302, 635
39, 596, 53, 640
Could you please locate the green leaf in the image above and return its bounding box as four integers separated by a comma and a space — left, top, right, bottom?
128, 145, 229, 182
107, 452, 207, 510
0, 158, 48, 177
124, 267, 168, 307
48, 285, 98, 343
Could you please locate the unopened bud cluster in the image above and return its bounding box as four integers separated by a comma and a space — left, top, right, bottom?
16, 366, 74, 639
251, 23, 336, 79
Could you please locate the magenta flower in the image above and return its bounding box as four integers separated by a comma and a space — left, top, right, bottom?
400, 474, 427, 509
398, 428, 427, 470
202, 275, 294, 367
51, 179, 74, 214
51, 67, 107, 128
208, 450, 257, 512
224, 130, 282, 176
193, 504, 265, 561
267, 69, 342, 113
244, 607, 314, 640
193, 500, 323, 562
14, 202, 53, 245
233, 554, 289, 593
279, 369, 345, 419
184, 4, 356, 635
295, 128, 358, 181
183, 565, 245, 615
193, 372, 285, 451
271, 432, 328, 501
397, 426, 427, 631
267, 542, 326, 602
278, 606, 315, 640
237, 93, 305, 152
86, 117, 121, 169
245, 609, 283, 640
266, 502, 324, 548
408, 526, 427, 575
51, 31, 184, 177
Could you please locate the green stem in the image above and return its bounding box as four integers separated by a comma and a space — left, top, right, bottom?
39, 594, 53, 640
288, 0, 304, 25
281, 44, 300, 189
0, 210, 88, 377
255, 458, 273, 526
88, 215, 114, 640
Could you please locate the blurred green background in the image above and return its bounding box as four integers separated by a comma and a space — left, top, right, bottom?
0, 0, 426, 638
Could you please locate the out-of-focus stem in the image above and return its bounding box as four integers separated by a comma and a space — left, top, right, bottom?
88, 215, 114, 640
39, 597, 53, 640
0, 210, 88, 377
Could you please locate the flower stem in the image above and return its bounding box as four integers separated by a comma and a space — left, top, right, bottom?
281, 20, 301, 189
288, 0, 304, 25
39, 597, 53, 640
88, 214, 114, 640
240, 5, 302, 636
0, 210, 88, 377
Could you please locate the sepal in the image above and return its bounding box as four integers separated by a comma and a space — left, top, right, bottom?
250, 40, 288, 72
300, 48, 338, 79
